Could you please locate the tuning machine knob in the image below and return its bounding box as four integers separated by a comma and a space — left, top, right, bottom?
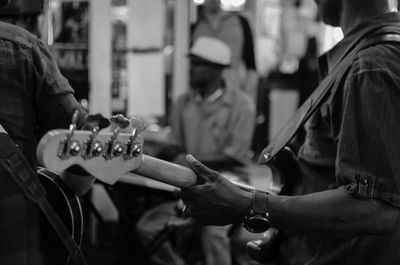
92, 141, 103, 157
58, 110, 81, 159
131, 141, 142, 157
113, 141, 124, 157
69, 139, 81, 156
103, 115, 130, 160
122, 115, 146, 159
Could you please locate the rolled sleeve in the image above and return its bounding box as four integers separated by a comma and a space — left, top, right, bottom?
335, 54, 400, 207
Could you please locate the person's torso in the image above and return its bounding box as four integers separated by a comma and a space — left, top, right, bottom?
180, 89, 238, 157
284, 15, 400, 265
0, 22, 40, 166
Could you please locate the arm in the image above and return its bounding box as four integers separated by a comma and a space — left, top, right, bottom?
268, 188, 399, 237
179, 50, 400, 236
32, 37, 87, 136
179, 156, 400, 237
264, 49, 400, 236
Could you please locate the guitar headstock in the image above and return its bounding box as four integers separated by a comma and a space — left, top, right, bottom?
37, 114, 146, 185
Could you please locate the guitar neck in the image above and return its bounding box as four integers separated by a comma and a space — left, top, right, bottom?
135, 155, 266, 193
36, 128, 266, 192
135, 155, 196, 188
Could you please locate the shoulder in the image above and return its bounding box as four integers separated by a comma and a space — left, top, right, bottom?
340, 43, 400, 106
225, 88, 255, 112
359, 41, 400, 62
0, 21, 37, 49
348, 43, 400, 81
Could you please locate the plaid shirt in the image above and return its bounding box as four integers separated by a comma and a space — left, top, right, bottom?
0, 22, 86, 265
283, 12, 400, 265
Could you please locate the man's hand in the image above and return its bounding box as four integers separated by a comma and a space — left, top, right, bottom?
177, 155, 252, 226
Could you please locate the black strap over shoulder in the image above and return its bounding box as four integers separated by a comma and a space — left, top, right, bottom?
0, 132, 87, 265
258, 32, 400, 164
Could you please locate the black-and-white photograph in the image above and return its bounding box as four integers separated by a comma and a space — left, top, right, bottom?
0, 0, 400, 264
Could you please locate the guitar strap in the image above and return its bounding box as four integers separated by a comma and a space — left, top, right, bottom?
0, 132, 87, 265
258, 30, 400, 164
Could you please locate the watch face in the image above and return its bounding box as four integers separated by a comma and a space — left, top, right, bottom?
244, 216, 270, 233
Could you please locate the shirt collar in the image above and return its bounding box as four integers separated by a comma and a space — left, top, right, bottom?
205, 87, 224, 102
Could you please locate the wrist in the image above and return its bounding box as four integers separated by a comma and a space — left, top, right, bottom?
239, 190, 253, 222
243, 190, 271, 233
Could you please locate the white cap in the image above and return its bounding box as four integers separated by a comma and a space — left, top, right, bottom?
189, 36, 231, 67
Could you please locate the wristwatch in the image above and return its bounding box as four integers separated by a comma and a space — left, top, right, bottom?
243, 190, 270, 233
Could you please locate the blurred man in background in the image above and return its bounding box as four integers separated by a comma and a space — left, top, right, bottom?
137, 36, 255, 265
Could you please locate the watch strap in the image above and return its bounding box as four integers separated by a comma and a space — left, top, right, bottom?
252, 190, 269, 218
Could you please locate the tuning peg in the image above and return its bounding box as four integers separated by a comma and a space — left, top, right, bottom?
69, 139, 81, 156
103, 114, 129, 160
58, 110, 80, 159
130, 141, 142, 157
82, 126, 103, 159
130, 115, 147, 133
122, 115, 146, 160
110, 114, 130, 129
84, 113, 110, 130
92, 141, 103, 157
113, 142, 124, 157
71, 110, 79, 127
68, 110, 79, 136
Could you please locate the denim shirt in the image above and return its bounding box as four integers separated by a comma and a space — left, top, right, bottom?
285, 12, 400, 265
0, 22, 86, 265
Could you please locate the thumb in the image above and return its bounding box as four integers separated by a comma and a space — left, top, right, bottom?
186, 154, 219, 182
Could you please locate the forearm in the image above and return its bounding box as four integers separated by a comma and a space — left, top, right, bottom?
267, 189, 400, 237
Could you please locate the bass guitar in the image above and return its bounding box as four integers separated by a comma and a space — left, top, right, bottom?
36, 119, 266, 193
35, 116, 270, 263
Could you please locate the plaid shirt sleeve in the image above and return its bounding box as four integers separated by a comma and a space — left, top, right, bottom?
31, 37, 86, 136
